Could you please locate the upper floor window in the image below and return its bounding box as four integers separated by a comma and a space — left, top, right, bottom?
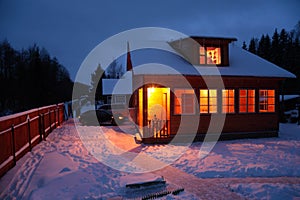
259, 90, 275, 112
199, 89, 217, 113
239, 89, 255, 113
174, 89, 195, 115
222, 89, 235, 113
199, 46, 221, 65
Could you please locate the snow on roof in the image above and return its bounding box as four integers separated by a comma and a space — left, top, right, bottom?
129, 40, 296, 78
102, 72, 132, 95
102, 39, 296, 95
280, 95, 300, 102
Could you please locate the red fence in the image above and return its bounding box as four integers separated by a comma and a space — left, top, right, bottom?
0, 103, 65, 177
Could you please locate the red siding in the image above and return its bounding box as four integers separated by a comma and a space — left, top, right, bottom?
133, 75, 283, 141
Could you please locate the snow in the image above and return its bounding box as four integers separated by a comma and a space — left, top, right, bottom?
102, 72, 133, 95
1, 120, 300, 199
127, 40, 296, 78
280, 95, 300, 102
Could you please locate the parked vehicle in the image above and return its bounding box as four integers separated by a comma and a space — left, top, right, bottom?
79, 109, 125, 126
98, 103, 129, 116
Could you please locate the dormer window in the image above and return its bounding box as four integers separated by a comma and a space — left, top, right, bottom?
169, 36, 236, 67
199, 46, 221, 65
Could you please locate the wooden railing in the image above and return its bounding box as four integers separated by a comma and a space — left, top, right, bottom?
147, 119, 169, 138
0, 103, 65, 177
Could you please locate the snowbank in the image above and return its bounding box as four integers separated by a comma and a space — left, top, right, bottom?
0, 120, 299, 199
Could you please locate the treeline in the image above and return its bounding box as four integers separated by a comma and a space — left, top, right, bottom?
0, 40, 73, 116
242, 21, 300, 93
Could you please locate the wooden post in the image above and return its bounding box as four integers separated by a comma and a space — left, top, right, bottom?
42, 114, 46, 141
54, 108, 57, 128
11, 125, 16, 166
27, 116, 32, 151
57, 105, 60, 126
48, 110, 52, 133
39, 114, 43, 141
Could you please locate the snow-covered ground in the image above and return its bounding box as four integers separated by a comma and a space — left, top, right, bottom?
0, 120, 299, 199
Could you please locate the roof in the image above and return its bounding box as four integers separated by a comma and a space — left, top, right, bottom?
102, 38, 296, 95
129, 41, 295, 78
102, 72, 132, 95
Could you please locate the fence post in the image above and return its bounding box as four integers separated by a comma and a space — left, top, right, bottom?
42, 113, 46, 141
11, 125, 16, 166
54, 108, 57, 128
38, 114, 43, 141
48, 109, 52, 133
56, 104, 60, 126
27, 115, 32, 151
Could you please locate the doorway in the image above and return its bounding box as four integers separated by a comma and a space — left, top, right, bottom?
147, 87, 170, 138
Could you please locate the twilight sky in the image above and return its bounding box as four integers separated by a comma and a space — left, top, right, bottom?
0, 0, 299, 81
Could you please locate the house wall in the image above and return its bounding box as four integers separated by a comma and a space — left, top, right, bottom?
133, 75, 283, 139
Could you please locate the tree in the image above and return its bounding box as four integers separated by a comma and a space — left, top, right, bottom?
270, 29, 281, 65
242, 41, 247, 50
106, 59, 124, 78
90, 64, 106, 103
0, 41, 73, 116
248, 38, 257, 54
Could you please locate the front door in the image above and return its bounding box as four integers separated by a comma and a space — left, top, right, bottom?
147, 87, 170, 138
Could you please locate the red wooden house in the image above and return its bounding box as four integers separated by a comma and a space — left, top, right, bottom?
104, 36, 295, 143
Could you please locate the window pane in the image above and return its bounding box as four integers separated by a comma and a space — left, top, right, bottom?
259, 90, 275, 112
240, 105, 247, 113
268, 90, 275, 97
239, 89, 256, 113
206, 47, 221, 64
199, 56, 205, 64
248, 90, 255, 97
200, 97, 208, 105
200, 89, 217, 113
240, 90, 247, 97
222, 89, 235, 113
248, 104, 255, 112
268, 105, 275, 112
210, 90, 217, 97
200, 90, 208, 98
210, 105, 217, 113
200, 105, 208, 113
199, 46, 205, 55
174, 89, 195, 114
229, 105, 235, 113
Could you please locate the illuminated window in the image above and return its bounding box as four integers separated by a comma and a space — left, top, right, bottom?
222, 89, 235, 113
199, 46, 221, 65
199, 89, 217, 113
174, 89, 195, 114
239, 89, 255, 113
259, 90, 275, 112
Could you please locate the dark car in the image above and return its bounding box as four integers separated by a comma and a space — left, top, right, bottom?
79, 109, 125, 126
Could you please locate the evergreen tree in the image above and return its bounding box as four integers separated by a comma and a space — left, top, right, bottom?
270, 29, 281, 65
257, 34, 266, 58
90, 64, 106, 104
0, 40, 73, 116
242, 41, 247, 50
248, 38, 257, 54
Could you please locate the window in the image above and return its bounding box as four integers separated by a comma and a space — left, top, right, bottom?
115, 95, 126, 104
199, 46, 221, 65
259, 90, 275, 112
199, 89, 217, 113
222, 89, 235, 113
174, 89, 195, 114
239, 89, 255, 113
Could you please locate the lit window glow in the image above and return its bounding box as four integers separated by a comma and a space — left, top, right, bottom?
259, 90, 275, 112
222, 89, 235, 113
199, 47, 221, 65
239, 89, 255, 113
174, 89, 195, 115
200, 89, 217, 113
